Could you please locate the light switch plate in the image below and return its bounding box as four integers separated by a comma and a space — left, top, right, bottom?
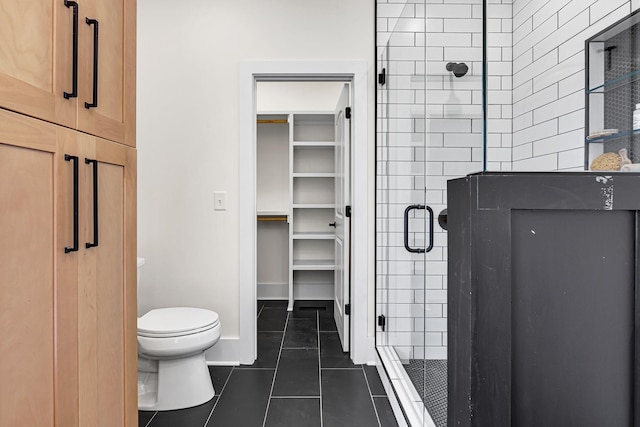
214, 191, 226, 211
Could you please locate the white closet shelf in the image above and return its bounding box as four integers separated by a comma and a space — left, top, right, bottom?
293, 141, 335, 147
293, 204, 336, 209
292, 173, 336, 178
257, 210, 289, 216
292, 259, 335, 270
292, 232, 335, 240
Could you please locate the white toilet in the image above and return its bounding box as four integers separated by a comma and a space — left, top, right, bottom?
137, 257, 221, 411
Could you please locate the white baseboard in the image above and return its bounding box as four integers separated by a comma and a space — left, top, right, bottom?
204, 337, 242, 366
293, 283, 332, 300
257, 282, 288, 299
257, 282, 334, 300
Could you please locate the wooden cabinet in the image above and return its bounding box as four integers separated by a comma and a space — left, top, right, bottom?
0, 0, 136, 147
63, 132, 137, 427
77, 0, 136, 146
0, 110, 137, 426
0, 0, 75, 128
0, 111, 58, 427
0, 0, 136, 423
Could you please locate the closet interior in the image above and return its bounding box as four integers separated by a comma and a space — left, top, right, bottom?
256, 82, 346, 310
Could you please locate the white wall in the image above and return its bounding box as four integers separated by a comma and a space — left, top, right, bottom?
257, 82, 346, 112
137, 0, 375, 362
512, 0, 636, 170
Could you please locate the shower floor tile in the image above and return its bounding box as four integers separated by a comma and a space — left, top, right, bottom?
405, 359, 448, 427
139, 300, 399, 427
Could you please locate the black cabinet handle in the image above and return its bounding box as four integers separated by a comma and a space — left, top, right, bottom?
403, 204, 434, 253
329, 222, 337, 228
63, 0, 78, 99
84, 18, 99, 109
85, 158, 98, 248
64, 155, 79, 253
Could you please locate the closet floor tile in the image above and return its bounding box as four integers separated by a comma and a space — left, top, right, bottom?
320, 331, 357, 368
318, 314, 338, 332
321, 369, 379, 427
273, 349, 320, 397
208, 366, 233, 394
237, 332, 283, 368
257, 307, 288, 332
264, 398, 321, 427
146, 399, 215, 427
138, 300, 398, 426
138, 410, 156, 427
205, 369, 274, 427
365, 365, 387, 396
374, 397, 400, 427
259, 299, 289, 308
283, 318, 318, 349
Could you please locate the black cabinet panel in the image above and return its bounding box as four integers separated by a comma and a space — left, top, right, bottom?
512, 210, 634, 427
448, 172, 640, 427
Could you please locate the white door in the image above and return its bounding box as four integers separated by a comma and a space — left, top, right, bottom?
334, 84, 351, 351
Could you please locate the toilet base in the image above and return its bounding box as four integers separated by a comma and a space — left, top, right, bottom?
137, 352, 215, 411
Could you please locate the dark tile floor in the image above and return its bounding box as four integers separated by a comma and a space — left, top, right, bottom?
139, 300, 399, 427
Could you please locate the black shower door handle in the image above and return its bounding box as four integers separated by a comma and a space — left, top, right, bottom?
85, 158, 98, 248
64, 154, 79, 253
63, 0, 78, 99
403, 204, 434, 253
84, 18, 99, 109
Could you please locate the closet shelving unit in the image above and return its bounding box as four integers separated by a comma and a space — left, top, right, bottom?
257, 112, 336, 310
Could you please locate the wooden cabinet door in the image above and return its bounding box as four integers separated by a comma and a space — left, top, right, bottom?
0, 0, 76, 128
77, 135, 137, 427
0, 111, 58, 426
77, 0, 136, 147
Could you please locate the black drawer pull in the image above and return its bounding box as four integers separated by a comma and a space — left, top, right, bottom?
84, 18, 99, 109
64, 154, 79, 253
85, 158, 98, 248
63, 0, 78, 99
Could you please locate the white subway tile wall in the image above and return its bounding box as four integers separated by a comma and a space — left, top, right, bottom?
377, 0, 640, 365
512, 0, 634, 170
376, 0, 513, 361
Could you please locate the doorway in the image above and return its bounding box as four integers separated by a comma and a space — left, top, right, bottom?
238, 61, 371, 365
255, 81, 351, 351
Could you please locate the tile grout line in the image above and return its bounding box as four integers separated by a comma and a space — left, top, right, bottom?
261, 311, 290, 427
269, 395, 320, 399
362, 366, 383, 427
203, 366, 235, 427
317, 310, 324, 427
143, 411, 157, 427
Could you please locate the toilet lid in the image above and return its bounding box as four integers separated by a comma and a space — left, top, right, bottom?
138, 307, 219, 337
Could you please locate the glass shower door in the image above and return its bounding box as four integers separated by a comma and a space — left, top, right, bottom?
376, 3, 432, 424
376, 1, 486, 426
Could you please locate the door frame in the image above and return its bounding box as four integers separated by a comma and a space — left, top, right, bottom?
239, 61, 370, 364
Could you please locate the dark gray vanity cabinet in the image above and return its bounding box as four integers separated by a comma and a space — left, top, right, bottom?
448, 172, 640, 427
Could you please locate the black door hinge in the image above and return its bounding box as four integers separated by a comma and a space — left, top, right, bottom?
345, 303, 351, 315
378, 68, 386, 86
345, 107, 351, 119
378, 315, 386, 331
345, 205, 351, 217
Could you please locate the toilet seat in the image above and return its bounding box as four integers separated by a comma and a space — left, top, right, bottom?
138, 307, 219, 338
